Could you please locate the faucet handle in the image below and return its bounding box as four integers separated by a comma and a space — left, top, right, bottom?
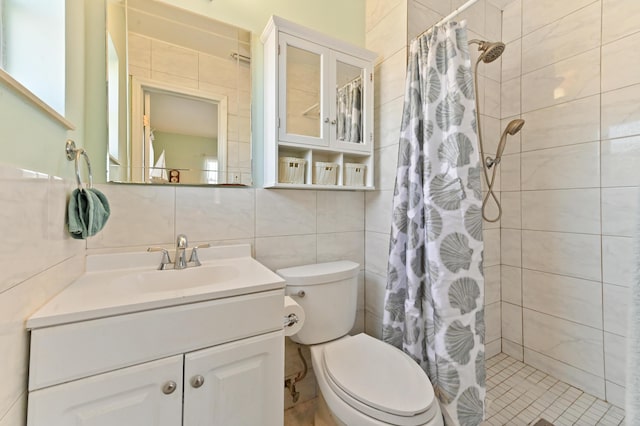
147, 247, 172, 270
189, 243, 211, 266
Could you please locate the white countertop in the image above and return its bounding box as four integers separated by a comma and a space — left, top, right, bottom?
27, 245, 285, 329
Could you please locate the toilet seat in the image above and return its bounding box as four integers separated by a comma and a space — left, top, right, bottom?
321, 334, 439, 426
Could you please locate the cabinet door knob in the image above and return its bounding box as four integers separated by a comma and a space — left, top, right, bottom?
331, 119, 336, 125
162, 381, 177, 395
191, 375, 205, 388
324, 117, 329, 123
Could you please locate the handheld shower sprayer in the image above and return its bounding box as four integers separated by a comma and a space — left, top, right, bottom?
470, 39, 525, 222
486, 119, 525, 169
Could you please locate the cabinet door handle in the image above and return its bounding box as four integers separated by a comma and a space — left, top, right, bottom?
162, 381, 177, 395
191, 375, 205, 388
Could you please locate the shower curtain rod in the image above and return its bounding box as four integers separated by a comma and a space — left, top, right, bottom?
416, 0, 479, 39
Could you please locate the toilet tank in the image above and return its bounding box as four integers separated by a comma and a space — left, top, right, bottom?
277, 261, 359, 345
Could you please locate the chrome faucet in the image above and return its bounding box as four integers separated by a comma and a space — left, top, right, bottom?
148, 235, 210, 270
175, 234, 189, 270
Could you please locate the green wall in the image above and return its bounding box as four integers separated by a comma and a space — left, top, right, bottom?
0, 0, 365, 182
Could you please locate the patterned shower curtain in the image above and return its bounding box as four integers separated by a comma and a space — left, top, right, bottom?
382, 21, 485, 426
336, 78, 362, 143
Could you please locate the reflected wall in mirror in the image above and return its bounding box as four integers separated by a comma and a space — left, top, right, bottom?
106, 0, 252, 186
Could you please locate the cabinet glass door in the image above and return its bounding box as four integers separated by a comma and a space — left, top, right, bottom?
330, 51, 373, 152
279, 33, 329, 146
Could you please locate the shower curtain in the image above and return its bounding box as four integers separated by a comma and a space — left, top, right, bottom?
383, 21, 485, 426
336, 78, 362, 143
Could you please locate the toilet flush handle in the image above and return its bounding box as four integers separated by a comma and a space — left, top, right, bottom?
295, 290, 305, 298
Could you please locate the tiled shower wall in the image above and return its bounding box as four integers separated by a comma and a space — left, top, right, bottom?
364, 0, 503, 357
498, 0, 640, 407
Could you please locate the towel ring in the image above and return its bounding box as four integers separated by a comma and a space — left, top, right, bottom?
66, 140, 93, 191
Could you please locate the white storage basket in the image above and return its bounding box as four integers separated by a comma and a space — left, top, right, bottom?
279, 157, 306, 184
344, 163, 366, 186
313, 162, 339, 185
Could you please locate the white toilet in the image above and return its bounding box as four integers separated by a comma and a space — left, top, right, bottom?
277, 261, 444, 426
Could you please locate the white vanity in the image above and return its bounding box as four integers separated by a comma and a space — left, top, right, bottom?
26, 245, 285, 426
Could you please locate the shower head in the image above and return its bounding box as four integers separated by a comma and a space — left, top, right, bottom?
505, 118, 525, 136
469, 39, 506, 63
494, 119, 525, 165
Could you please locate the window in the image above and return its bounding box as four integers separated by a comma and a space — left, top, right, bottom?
0, 0, 66, 116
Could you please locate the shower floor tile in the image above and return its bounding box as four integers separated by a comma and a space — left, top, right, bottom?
483, 353, 626, 426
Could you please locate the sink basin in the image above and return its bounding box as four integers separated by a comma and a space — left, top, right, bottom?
126, 264, 239, 293
26, 244, 286, 329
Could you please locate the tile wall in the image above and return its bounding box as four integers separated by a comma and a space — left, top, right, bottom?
87, 184, 366, 410
499, 0, 640, 406
364, 0, 504, 358
0, 165, 85, 426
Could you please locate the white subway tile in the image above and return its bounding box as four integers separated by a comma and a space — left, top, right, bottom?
254, 234, 317, 271
521, 189, 600, 234
522, 269, 602, 329
365, 190, 393, 233
601, 187, 640, 237
521, 2, 600, 74
501, 77, 521, 118
151, 40, 198, 80
500, 191, 521, 229
602, 236, 633, 287
485, 265, 501, 305
87, 184, 175, 249
375, 96, 404, 148
365, 271, 387, 319
501, 228, 521, 267
500, 154, 521, 191
502, 302, 523, 344
521, 142, 600, 190
602, 31, 640, 92
523, 309, 604, 376
317, 191, 364, 233
602, 136, 640, 187
521, 0, 597, 35
502, 265, 522, 306
365, 231, 390, 277
375, 48, 406, 106
175, 187, 254, 241
501, 39, 521, 83
602, 83, 640, 141
366, 0, 405, 33
602, 0, 640, 44
603, 283, 629, 337
604, 332, 626, 386
255, 189, 316, 237
521, 95, 600, 151
485, 228, 502, 267
502, 0, 522, 43
522, 48, 600, 113
317, 231, 365, 266
486, 301, 502, 343
522, 230, 601, 281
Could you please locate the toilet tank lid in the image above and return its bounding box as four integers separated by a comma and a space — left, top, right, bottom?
277, 261, 359, 286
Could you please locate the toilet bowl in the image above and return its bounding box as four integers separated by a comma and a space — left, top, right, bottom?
277, 261, 444, 426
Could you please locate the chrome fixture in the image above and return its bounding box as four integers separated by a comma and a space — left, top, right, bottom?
148, 247, 172, 270
175, 234, 189, 270
485, 119, 525, 169
470, 39, 524, 222
147, 236, 210, 270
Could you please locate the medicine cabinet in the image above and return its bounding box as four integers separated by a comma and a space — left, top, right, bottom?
261, 16, 377, 189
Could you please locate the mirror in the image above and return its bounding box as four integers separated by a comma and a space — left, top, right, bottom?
106, 0, 252, 185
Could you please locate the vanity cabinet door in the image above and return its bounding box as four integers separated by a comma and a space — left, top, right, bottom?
183, 331, 283, 426
27, 355, 183, 426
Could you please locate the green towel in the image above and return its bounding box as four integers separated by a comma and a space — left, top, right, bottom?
67, 188, 111, 239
